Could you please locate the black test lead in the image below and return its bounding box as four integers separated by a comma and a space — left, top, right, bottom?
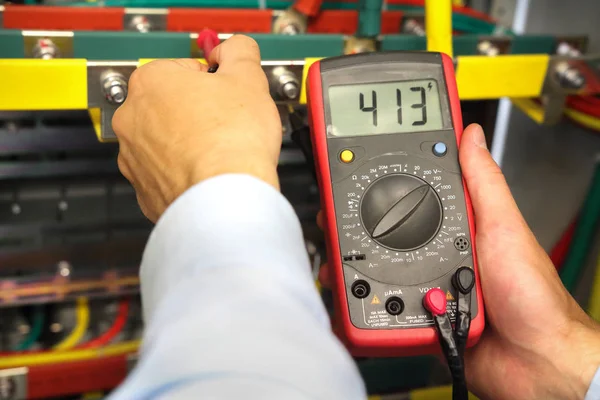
453, 266, 476, 357
424, 288, 469, 400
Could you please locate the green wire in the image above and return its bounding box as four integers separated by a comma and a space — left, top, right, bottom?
14, 307, 45, 351
560, 163, 600, 293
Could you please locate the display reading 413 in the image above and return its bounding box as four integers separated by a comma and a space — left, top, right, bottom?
329, 79, 444, 137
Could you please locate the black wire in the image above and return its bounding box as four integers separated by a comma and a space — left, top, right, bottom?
433, 314, 469, 400
452, 267, 475, 358
454, 291, 472, 358
289, 110, 317, 180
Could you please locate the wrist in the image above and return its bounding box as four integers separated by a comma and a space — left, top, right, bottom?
189, 155, 280, 193
551, 316, 600, 399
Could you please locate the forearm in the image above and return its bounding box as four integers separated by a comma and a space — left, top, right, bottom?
110, 174, 365, 399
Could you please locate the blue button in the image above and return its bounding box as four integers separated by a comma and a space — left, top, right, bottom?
433, 142, 447, 157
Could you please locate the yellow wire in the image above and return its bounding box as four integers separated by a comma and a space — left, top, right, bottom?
564, 108, 600, 132
588, 255, 600, 321
510, 98, 600, 132
0, 341, 141, 369
53, 297, 90, 351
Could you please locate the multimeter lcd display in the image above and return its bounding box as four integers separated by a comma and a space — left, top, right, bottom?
328, 79, 443, 137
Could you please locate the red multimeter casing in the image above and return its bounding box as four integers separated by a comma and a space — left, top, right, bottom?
307, 52, 484, 357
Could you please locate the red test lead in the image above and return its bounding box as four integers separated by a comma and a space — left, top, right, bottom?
423, 288, 447, 316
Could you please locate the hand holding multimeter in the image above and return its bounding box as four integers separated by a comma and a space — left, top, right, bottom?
307, 52, 483, 398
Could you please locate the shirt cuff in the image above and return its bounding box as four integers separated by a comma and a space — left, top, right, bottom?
585, 365, 600, 400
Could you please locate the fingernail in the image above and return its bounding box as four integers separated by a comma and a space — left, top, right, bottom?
471, 124, 487, 149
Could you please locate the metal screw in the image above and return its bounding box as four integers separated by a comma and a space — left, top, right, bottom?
282, 81, 299, 99
273, 67, 300, 100
101, 72, 128, 105
32, 38, 59, 59
17, 324, 30, 335
50, 323, 63, 333
477, 40, 500, 57
306, 240, 317, 256
130, 15, 151, 33
57, 260, 72, 278
554, 61, 585, 89
58, 200, 68, 212
5, 122, 18, 133
281, 23, 300, 35
556, 42, 581, 58
0, 376, 16, 400
10, 204, 21, 215
404, 19, 425, 36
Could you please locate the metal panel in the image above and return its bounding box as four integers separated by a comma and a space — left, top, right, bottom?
0, 30, 25, 58
248, 34, 346, 59
74, 31, 190, 60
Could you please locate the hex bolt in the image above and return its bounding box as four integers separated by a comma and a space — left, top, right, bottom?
57, 260, 72, 278
130, 15, 152, 33
554, 61, 585, 90
556, 41, 582, 58
282, 81, 299, 99
10, 203, 21, 215
18, 324, 31, 335
58, 200, 68, 212
101, 72, 129, 105
403, 19, 425, 36
477, 40, 500, 57
273, 8, 307, 35
272, 67, 300, 100
50, 323, 63, 333
281, 23, 301, 35
32, 38, 59, 59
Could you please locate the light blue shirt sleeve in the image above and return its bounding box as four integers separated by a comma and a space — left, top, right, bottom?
108, 174, 366, 400
586, 367, 600, 400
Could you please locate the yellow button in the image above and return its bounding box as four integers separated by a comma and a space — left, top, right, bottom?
340, 149, 355, 163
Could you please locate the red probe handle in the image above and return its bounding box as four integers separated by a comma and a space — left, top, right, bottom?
197, 29, 220, 59
293, 0, 323, 17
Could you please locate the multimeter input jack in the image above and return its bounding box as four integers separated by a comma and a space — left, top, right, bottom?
351, 280, 370, 299
385, 297, 405, 316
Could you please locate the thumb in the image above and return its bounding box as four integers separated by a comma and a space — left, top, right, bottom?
208, 35, 267, 90
459, 124, 531, 239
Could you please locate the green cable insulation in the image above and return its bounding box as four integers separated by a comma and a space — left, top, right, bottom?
14, 307, 45, 351
560, 163, 600, 293
357, 0, 383, 38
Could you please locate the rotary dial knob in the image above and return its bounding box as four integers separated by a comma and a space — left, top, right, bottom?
360, 174, 443, 251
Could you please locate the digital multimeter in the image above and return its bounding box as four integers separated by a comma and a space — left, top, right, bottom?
307, 52, 484, 357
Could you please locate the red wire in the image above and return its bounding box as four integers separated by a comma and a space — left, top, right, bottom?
549, 220, 577, 270
79, 299, 130, 349
567, 96, 600, 119
385, 0, 494, 22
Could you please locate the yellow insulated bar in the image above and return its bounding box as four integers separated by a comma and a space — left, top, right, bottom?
300, 58, 321, 104
456, 54, 550, 100
0, 59, 88, 110
411, 385, 479, 400
426, 0, 453, 57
